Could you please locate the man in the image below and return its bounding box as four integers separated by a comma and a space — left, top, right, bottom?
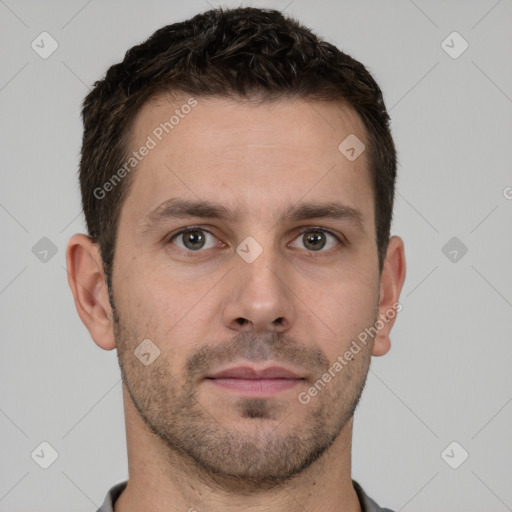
66, 6, 406, 512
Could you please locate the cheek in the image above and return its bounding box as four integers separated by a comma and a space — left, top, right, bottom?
117, 248, 164, 303
113, 259, 170, 335
114, 258, 213, 343
310, 273, 378, 355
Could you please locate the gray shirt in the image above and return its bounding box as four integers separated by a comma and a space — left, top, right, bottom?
97, 479, 395, 511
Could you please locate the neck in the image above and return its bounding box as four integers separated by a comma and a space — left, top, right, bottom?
115, 387, 362, 512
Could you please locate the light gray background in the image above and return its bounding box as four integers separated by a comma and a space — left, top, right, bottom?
1, 0, 511, 510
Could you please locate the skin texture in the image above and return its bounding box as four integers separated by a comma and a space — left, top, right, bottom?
66, 95, 406, 512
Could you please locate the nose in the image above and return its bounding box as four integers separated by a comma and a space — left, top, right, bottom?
221, 242, 296, 334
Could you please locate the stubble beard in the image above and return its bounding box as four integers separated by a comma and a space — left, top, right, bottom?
113, 314, 373, 490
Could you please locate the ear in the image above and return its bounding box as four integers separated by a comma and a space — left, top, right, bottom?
372, 235, 406, 356
65, 233, 116, 350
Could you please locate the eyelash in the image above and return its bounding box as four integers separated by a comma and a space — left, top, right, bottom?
166, 226, 346, 255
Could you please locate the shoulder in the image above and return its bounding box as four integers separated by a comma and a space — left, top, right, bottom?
96, 480, 128, 512
352, 479, 396, 512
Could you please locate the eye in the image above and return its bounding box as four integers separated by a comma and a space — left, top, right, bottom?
169, 228, 221, 252
167, 226, 343, 255
289, 228, 342, 252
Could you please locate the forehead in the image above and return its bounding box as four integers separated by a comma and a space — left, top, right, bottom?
121, 93, 373, 229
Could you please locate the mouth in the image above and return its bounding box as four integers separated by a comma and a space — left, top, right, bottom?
205, 365, 306, 397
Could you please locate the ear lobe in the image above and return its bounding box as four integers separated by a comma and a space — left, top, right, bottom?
65, 234, 116, 350
372, 235, 406, 357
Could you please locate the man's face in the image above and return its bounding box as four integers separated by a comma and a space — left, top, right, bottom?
111, 95, 381, 485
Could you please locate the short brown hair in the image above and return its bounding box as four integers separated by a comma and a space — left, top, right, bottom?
79, 6, 397, 291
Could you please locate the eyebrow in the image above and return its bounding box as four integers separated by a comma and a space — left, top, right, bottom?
143, 198, 365, 232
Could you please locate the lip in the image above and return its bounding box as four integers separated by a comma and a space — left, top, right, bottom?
205, 365, 305, 397
207, 365, 303, 379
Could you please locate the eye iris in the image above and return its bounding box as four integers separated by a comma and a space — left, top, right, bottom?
183, 230, 205, 250
304, 231, 326, 250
